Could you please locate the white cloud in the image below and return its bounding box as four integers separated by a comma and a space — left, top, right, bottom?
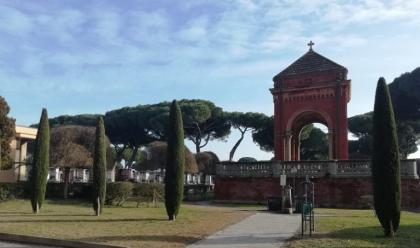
91, 9, 123, 45
0, 5, 33, 35
125, 10, 170, 45
178, 17, 208, 43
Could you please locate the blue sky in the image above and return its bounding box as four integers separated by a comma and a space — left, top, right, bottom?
2, 0, 420, 160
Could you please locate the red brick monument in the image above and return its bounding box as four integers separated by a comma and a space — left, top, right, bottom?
214, 42, 420, 209
271, 41, 350, 161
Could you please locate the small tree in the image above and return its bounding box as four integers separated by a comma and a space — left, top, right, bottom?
372, 77, 401, 237
30, 108, 50, 213
92, 117, 107, 216
226, 112, 267, 161
0, 96, 16, 170
50, 125, 114, 198
165, 100, 185, 221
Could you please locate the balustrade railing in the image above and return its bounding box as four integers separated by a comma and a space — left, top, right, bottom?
216, 161, 274, 177
335, 160, 371, 177
216, 159, 419, 179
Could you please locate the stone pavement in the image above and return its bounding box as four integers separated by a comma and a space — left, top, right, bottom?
0, 241, 59, 248
188, 212, 300, 248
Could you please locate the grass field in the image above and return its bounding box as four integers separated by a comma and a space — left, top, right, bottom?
0, 200, 252, 248
288, 208, 420, 248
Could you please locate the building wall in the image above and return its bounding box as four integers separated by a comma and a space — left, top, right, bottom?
1, 125, 37, 182
215, 177, 420, 209
0, 166, 17, 182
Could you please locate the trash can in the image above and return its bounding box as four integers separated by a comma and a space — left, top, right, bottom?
267, 197, 282, 211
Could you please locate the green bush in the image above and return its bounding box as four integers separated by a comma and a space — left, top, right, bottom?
0, 183, 26, 201
105, 182, 133, 206
133, 183, 164, 200
0, 185, 14, 201
238, 157, 257, 162
46, 183, 92, 199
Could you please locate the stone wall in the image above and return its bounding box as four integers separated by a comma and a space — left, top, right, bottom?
214, 177, 420, 209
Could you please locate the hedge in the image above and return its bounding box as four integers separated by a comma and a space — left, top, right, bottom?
0, 183, 26, 201
105, 182, 133, 206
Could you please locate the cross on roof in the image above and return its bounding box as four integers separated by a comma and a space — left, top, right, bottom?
307, 40, 315, 51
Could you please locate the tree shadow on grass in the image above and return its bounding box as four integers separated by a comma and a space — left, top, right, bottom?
0, 213, 93, 217
297, 224, 420, 248
45, 199, 91, 206
0, 212, 33, 215
0, 218, 166, 223
78, 234, 201, 245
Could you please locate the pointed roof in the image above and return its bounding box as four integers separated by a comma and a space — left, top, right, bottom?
274, 49, 347, 81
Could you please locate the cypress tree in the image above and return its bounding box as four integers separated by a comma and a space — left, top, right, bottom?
30, 108, 50, 213
165, 100, 185, 221
372, 77, 401, 237
92, 117, 107, 216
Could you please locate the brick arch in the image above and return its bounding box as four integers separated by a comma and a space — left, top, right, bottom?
286, 109, 333, 132
270, 47, 350, 161
289, 111, 333, 161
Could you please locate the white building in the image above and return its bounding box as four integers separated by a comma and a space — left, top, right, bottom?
0, 125, 37, 182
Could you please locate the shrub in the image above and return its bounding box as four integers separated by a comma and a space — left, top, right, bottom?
46, 183, 92, 199
238, 157, 257, 162
0, 183, 25, 201
105, 182, 133, 206
195, 151, 219, 175
360, 195, 374, 209
133, 183, 164, 201
0, 96, 16, 170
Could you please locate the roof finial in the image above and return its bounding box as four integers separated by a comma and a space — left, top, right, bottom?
307, 40, 315, 51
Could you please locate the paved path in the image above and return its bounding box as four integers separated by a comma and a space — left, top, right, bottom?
188, 212, 300, 248
0, 241, 59, 248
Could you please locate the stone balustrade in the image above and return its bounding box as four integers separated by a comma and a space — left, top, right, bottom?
216, 159, 419, 179
216, 161, 274, 177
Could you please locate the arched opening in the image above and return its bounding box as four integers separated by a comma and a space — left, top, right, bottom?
286, 111, 334, 161
299, 123, 329, 161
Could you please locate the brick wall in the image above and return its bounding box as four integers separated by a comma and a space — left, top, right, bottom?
215, 177, 420, 209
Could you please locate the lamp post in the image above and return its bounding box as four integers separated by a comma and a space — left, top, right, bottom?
280, 170, 286, 211
291, 167, 297, 212
291, 167, 297, 195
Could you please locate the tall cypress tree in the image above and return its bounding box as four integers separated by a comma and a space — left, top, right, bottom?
165, 100, 185, 221
372, 77, 401, 237
30, 108, 50, 213
92, 117, 107, 216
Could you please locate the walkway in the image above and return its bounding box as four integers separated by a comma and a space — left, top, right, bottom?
0, 241, 59, 248
188, 212, 300, 248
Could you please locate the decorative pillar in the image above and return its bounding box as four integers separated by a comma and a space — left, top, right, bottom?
18, 141, 28, 181
296, 141, 301, 161
284, 132, 292, 161
291, 136, 300, 161
291, 138, 295, 161
328, 129, 334, 159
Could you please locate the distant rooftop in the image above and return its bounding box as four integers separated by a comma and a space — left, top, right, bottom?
15, 125, 37, 139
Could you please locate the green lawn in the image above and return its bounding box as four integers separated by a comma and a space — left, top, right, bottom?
0, 199, 251, 248
288, 208, 420, 248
